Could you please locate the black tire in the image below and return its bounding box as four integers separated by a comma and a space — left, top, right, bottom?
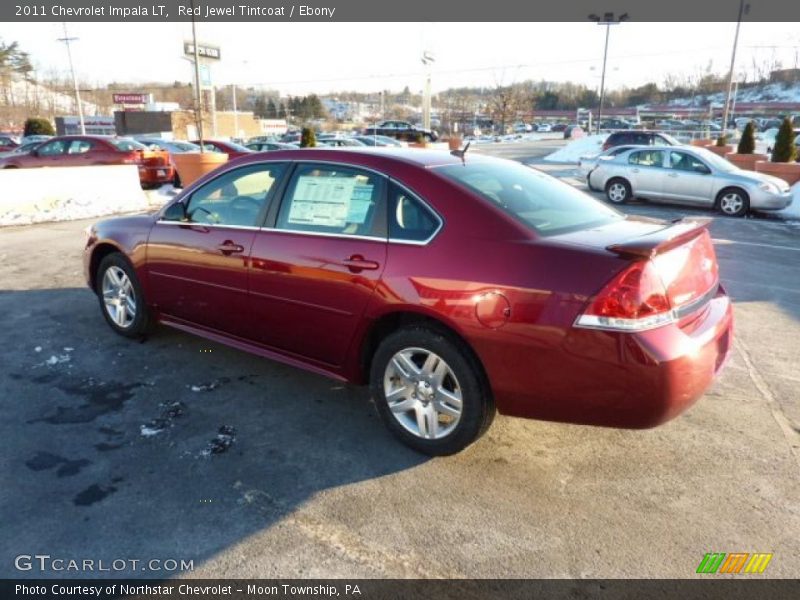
605, 178, 632, 204
95, 253, 152, 339
369, 326, 495, 456
715, 187, 750, 217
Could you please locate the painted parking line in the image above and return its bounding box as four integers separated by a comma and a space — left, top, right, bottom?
713, 238, 800, 252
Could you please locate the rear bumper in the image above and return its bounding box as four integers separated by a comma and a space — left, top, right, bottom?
483, 289, 734, 429
138, 165, 174, 184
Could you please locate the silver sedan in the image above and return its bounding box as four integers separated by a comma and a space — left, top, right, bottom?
587, 145, 793, 217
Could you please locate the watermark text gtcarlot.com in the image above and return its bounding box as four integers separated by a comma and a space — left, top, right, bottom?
14, 554, 194, 573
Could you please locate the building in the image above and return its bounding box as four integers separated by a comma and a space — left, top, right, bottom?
114, 110, 276, 140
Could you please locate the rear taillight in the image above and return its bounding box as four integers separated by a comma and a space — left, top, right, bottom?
576, 231, 718, 332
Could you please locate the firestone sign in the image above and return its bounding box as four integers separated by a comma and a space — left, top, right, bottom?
183, 42, 221, 61
113, 93, 151, 104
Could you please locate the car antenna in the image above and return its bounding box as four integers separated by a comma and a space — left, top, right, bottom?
450, 141, 470, 165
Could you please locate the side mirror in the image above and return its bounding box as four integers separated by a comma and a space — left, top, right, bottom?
162, 201, 187, 222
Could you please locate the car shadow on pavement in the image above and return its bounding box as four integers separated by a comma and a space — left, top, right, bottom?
0, 287, 428, 579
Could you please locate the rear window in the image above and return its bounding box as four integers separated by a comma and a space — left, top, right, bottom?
108, 138, 147, 151
435, 160, 622, 236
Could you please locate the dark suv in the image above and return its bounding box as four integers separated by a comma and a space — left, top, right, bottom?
363, 120, 438, 142
602, 131, 680, 151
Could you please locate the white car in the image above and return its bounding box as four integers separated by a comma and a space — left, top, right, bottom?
587, 145, 792, 217
579, 145, 641, 180
536, 123, 552, 133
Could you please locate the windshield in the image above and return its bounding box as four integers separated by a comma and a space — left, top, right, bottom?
109, 138, 147, 151
435, 159, 622, 236
660, 133, 681, 146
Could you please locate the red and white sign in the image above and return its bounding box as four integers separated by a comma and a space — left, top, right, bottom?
113, 93, 151, 105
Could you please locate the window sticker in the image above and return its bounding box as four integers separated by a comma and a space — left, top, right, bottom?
287, 176, 373, 227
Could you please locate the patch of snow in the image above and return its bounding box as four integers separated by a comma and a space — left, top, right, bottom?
63, 347, 74, 352
199, 425, 236, 457
140, 424, 165, 437
544, 134, 608, 163
34, 346, 42, 353
45, 354, 70, 366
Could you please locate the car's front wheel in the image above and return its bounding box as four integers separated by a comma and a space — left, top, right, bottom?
716, 187, 750, 217
95, 253, 151, 338
370, 326, 495, 455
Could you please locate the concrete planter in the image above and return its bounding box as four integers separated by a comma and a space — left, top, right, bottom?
690, 139, 714, 147
725, 153, 769, 171
755, 160, 800, 186
447, 136, 463, 151
172, 152, 229, 188
408, 142, 430, 149
706, 145, 734, 158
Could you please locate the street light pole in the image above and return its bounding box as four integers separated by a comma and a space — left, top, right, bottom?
57, 23, 85, 135
589, 12, 628, 135
722, 0, 748, 133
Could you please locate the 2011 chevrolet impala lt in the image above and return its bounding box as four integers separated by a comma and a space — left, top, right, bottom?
84, 148, 733, 455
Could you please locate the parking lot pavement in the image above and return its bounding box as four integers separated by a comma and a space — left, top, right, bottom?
1, 172, 799, 579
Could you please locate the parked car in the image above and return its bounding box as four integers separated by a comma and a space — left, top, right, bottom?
84, 148, 733, 455
363, 120, 438, 142
0, 140, 43, 158
587, 145, 793, 217
602, 131, 681, 151
245, 141, 299, 152
0, 134, 20, 152
318, 137, 367, 147
190, 139, 253, 160
353, 135, 404, 147
135, 138, 202, 187
536, 123, 552, 133
550, 124, 568, 133
20, 134, 52, 145
0, 135, 173, 188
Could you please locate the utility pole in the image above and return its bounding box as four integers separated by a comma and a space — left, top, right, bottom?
421, 51, 435, 131
189, 0, 204, 151
588, 12, 629, 134
57, 23, 85, 135
722, 0, 749, 133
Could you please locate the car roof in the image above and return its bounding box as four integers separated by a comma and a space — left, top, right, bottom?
231, 147, 479, 169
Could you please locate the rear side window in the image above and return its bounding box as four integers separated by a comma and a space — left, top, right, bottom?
388, 182, 440, 242
629, 150, 664, 167
435, 159, 621, 237
68, 140, 94, 154
276, 164, 384, 237
108, 139, 147, 151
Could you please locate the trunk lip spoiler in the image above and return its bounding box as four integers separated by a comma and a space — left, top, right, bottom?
606, 217, 713, 259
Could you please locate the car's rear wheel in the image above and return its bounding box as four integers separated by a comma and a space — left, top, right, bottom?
606, 178, 631, 204
716, 187, 749, 217
95, 253, 151, 338
370, 326, 494, 455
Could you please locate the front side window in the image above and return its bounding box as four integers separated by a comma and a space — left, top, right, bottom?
108, 139, 147, 152
668, 151, 709, 173
184, 163, 286, 227
276, 164, 383, 237
388, 182, 440, 242
435, 159, 621, 237
629, 150, 664, 167
37, 140, 68, 156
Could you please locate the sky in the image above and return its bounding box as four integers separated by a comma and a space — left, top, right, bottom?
5, 22, 800, 96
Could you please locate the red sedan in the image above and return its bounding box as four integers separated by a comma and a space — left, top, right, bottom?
190, 139, 253, 160
0, 135, 174, 188
83, 149, 732, 455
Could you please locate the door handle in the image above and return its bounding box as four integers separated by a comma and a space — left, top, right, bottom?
341, 255, 380, 272
216, 241, 245, 255
667, 172, 678, 177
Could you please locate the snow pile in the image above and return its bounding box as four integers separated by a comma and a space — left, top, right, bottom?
667, 82, 800, 107
0, 165, 148, 227
544, 134, 608, 163
776, 182, 800, 221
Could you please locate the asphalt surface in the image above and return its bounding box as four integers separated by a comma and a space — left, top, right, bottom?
1, 140, 799, 579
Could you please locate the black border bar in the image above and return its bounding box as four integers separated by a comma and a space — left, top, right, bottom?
3, 579, 800, 600
3, 0, 800, 22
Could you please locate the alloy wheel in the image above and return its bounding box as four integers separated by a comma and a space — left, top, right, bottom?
102, 266, 136, 329
719, 192, 744, 215
383, 347, 463, 440
608, 182, 627, 203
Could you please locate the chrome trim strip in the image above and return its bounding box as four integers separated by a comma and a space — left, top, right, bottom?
258, 228, 386, 243
154, 220, 261, 231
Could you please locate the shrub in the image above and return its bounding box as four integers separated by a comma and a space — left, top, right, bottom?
414, 132, 424, 144
300, 127, 316, 148
715, 134, 728, 147
737, 122, 755, 154
23, 117, 55, 137
771, 117, 798, 163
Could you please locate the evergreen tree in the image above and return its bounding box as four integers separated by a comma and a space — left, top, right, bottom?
300, 127, 316, 148
265, 98, 277, 119
772, 117, 798, 163
737, 121, 755, 154
23, 117, 54, 136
